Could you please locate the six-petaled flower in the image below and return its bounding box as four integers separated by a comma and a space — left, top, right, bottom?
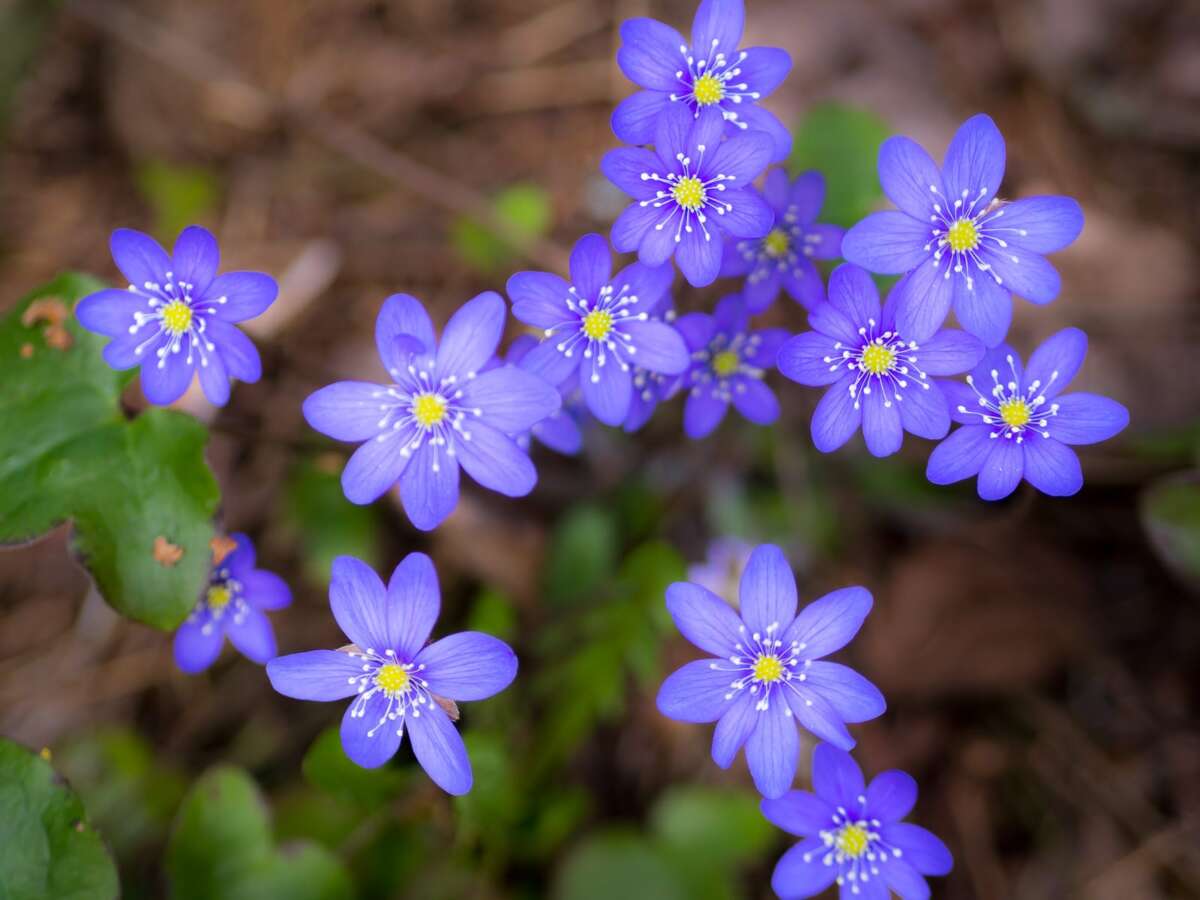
303, 292, 561, 531
675, 294, 789, 438
762, 743, 954, 899
657, 543, 885, 798
507, 234, 689, 426
613, 0, 794, 162
604, 105, 775, 287
777, 265, 986, 458
842, 114, 1084, 347
926, 328, 1128, 500
721, 169, 845, 312
76, 226, 277, 406
173, 533, 292, 674
266, 553, 517, 794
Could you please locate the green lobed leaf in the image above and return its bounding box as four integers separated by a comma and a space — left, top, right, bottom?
789, 103, 891, 229
0, 738, 120, 900
554, 832, 688, 900
285, 457, 381, 584
546, 505, 619, 604
650, 786, 774, 872
0, 275, 220, 629
166, 767, 352, 900
1140, 470, 1200, 587
301, 728, 407, 810
451, 184, 553, 273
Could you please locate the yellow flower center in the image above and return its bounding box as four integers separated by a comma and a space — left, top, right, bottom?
692, 73, 725, 106
161, 300, 193, 335
411, 392, 448, 428
582, 309, 614, 341
837, 824, 870, 858
712, 350, 740, 377
752, 655, 784, 683
946, 218, 980, 252
999, 397, 1031, 428
861, 344, 895, 375
763, 228, 791, 258
206, 585, 232, 610
374, 663, 410, 695
672, 176, 706, 212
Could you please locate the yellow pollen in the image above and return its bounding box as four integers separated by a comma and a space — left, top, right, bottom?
861, 344, 895, 375
582, 309, 614, 341
206, 585, 232, 610
837, 825, 870, 858
763, 228, 791, 258
161, 300, 193, 335
412, 392, 447, 428
712, 350, 740, 377
692, 73, 725, 106
672, 176, 706, 212
374, 663, 410, 694
753, 655, 784, 683
999, 397, 1031, 428
946, 218, 980, 252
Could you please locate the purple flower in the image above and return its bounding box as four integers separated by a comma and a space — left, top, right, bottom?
266, 553, 517, 793
603, 105, 775, 287
505, 335, 587, 455
612, 0, 794, 162
777, 264, 986, 458
675, 295, 789, 439
687, 536, 753, 605
927, 328, 1129, 500
842, 114, 1084, 347
656, 544, 885, 799
173, 534, 291, 674
762, 744, 953, 899
303, 292, 560, 532
507, 234, 689, 426
76, 226, 277, 406
721, 169, 845, 312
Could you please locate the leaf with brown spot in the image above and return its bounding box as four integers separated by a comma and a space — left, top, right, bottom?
153, 536, 185, 567
209, 535, 238, 566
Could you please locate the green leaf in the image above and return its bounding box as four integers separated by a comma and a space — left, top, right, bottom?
554, 832, 688, 900
285, 458, 381, 584
135, 161, 220, 239
301, 728, 406, 810
650, 786, 774, 871
0, 738, 119, 900
0, 275, 220, 629
546, 505, 619, 604
789, 103, 891, 228
1140, 470, 1200, 586
451, 184, 552, 273
166, 767, 352, 900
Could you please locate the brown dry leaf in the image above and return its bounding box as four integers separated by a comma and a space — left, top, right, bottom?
209, 535, 238, 566
152, 536, 184, 567
434, 694, 460, 722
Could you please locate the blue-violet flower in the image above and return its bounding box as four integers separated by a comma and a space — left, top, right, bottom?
505, 334, 587, 455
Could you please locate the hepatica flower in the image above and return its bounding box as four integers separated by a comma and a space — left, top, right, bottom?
927, 328, 1129, 500
721, 169, 845, 312
842, 114, 1084, 347
625, 303, 686, 433
777, 264, 985, 458
505, 334, 586, 456
612, 0, 794, 161
174, 534, 292, 674
675, 294, 789, 439
656, 544, 884, 799
603, 105, 774, 287
762, 744, 953, 899
688, 536, 753, 606
267, 554, 517, 794
303, 292, 560, 531
76, 226, 277, 405
507, 233, 688, 426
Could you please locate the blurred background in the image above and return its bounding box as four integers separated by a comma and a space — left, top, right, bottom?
1, 0, 1198, 898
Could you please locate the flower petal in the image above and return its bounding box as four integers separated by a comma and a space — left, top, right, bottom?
894, 260, 955, 343
330, 555, 391, 650
704, 130, 774, 188
1023, 327, 1086, 399
926, 424, 992, 484
417, 631, 517, 701
916, 329, 985, 376
534, 411, 584, 454
341, 693, 403, 769
75, 289, 145, 336
898, 380, 950, 441
103, 330, 156, 370
807, 302, 859, 345
812, 742, 866, 810
455, 421, 537, 498
867, 770, 918, 823
785, 686, 855, 750
777, 332, 843, 387
993, 195, 1083, 254
739, 544, 797, 635
862, 387, 903, 457
437, 291, 505, 377
621, 320, 688, 376
878, 135, 945, 219
240, 570, 292, 611
884, 861, 931, 900
665, 581, 744, 657
684, 389, 728, 439
732, 377, 779, 424
788, 170, 825, 223
1052, 393, 1129, 445
733, 104, 792, 163
738, 46, 791, 97
880, 823, 954, 876
568, 234, 612, 300
614, 260, 675, 314
617, 17, 688, 93
841, 212, 931, 275
746, 700, 800, 798
518, 336, 579, 387
172, 226, 220, 296
207, 272, 278, 323
810, 376, 861, 453
140, 354, 195, 406
803, 661, 886, 724
173, 614, 224, 674
206, 318, 261, 382
407, 700, 472, 795
110, 228, 171, 289
786, 586, 873, 659
828, 264, 881, 331
386, 551, 440, 658
770, 838, 838, 899
942, 113, 1005, 207
803, 223, 845, 262
399, 442, 460, 531
303, 381, 389, 442
676, 226, 724, 288
712, 692, 756, 767
226, 606, 277, 664
718, 188, 775, 239
196, 347, 230, 406
979, 246, 1060, 305
760, 791, 835, 837
462, 366, 561, 433
656, 659, 739, 723
692, 0, 744, 57
1022, 437, 1082, 496
581, 360, 633, 426
376, 294, 435, 375
507, 271, 572, 330
611, 91, 670, 147
977, 437, 1024, 501
266, 650, 362, 701
341, 431, 411, 505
